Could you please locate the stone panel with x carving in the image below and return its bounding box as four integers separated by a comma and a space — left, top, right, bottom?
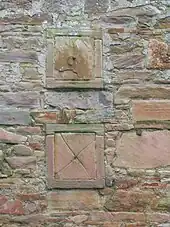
46, 124, 104, 188
54, 133, 96, 180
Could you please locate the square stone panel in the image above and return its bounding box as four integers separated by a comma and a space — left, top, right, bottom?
54, 133, 96, 180
46, 124, 104, 189
54, 37, 94, 81
45, 29, 103, 88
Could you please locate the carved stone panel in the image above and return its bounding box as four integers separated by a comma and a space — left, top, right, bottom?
45, 29, 103, 88
46, 124, 105, 188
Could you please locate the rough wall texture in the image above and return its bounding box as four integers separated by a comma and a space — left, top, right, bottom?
0, 0, 170, 226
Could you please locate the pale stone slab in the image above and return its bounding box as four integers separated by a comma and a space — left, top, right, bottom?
0, 108, 31, 125
114, 131, 170, 168
45, 91, 112, 110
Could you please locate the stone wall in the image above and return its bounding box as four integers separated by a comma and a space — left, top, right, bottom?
0, 0, 170, 226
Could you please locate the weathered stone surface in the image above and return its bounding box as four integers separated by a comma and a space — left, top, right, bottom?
45, 91, 112, 109
0, 128, 27, 144
0, 199, 24, 215
132, 100, 170, 122
28, 135, 44, 150
114, 131, 170, 168
42, 0, 84, 13
0, 14, 51, 25
16, 126, 41, 135
0, 51, 37, 63
0, 92, 40, 108
48, 191, 101, 210
0, 0, 32, 10
107, 5, 162, 17
111, 55, 144, 69
54, 133, 96, 180
147, 39, 170, 69
22, 68, 42, 80
111, 71, 154, 85
105, 189, 158, 212
109, 41, 142, 55
154, 17, 170, 29
0, 108, 30, 125
12, 145, 33, 156
6, 156, 36, 169
53, 37, 94, 80
85, 0, 109, 13
115, 85, 170, 104
31, 111, 57, 124
70, 214, 88, 224
102, 16, 135, 25
147, 213, 170, 224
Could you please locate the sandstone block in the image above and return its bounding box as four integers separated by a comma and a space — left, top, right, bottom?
115, 85, 170, 104
45, 91, 112, 110
132, 100, 170, 122
104, 189, 158, 212
0, 92, 40, 108
12, 145, 33, 156
0, 51, 37, 63
48, 191, 101, 210
0, 128, 27, 144
114, 131, 170, 168
0, 108, 30, 125
6, 156, 36, 169
0, 199, 24, 215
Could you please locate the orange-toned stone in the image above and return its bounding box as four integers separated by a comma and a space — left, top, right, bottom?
54, 37, 94, 80
147, 39, 170, 69
54, 133, 96, 180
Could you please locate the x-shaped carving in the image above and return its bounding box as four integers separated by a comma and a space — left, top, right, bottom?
54, 133, 96, 179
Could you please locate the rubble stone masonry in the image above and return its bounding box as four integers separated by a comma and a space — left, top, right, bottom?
0, 0, 170, 226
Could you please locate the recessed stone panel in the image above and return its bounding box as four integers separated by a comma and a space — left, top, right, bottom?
46, 124, 104, 188
45, 29, 103, 88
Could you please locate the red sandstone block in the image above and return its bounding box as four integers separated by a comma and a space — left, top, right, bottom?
104, 189, 159, 212
87, 211, 145, 223
132, 100, 170, 122
113, 131, 170, 169
16, 193, 46, 201
48, 191, 101, 210
0, 128, 27, 144
16, 126, 42, 135
0, 199, 24, 215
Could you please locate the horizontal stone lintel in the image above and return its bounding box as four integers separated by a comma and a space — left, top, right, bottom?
46, 78, 103, 89
45, 124, 104, 135
47, 178, 105, 189
46, 28, 102, 39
